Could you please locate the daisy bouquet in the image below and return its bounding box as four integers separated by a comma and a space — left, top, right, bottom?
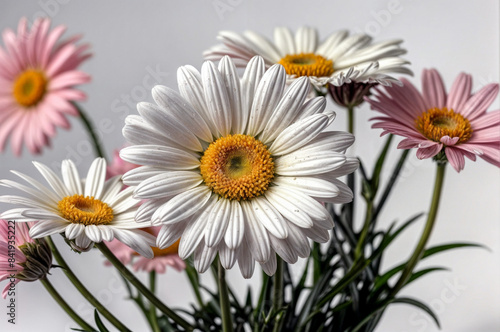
0, 18, 498, 332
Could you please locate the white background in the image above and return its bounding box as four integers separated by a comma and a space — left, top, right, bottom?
0, 1, 499, 331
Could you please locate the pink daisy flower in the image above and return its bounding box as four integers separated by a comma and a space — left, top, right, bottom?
0, 220, 52, 298
105, 227, 185, 274
0, 17, 91, 155
366, 69, 500, 172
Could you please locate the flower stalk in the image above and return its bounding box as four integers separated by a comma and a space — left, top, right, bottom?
218, 259, 234, 332
40, 277, 95, 331
45, 236, 132, 332
95, 242, 194, 331
390, 162, 447, 296
74, 102, 106, 160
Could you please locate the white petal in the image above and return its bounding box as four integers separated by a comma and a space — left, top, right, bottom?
304, 131, 355, 153
0, 179, 57, 208
122, 166, 168, 187
113, 229, 154, 259
123, 115, 186, 149
9, 170, 60, 202
224, 200, 245, 249
120, 145, 199, 170
274, 176, 340, 198
33, 161, 69, 198
274, 27, 295, 56
243, 31, 282, 62
65, 223, 84, 240
269, 235, 297, 264
61, 160, 82, 195
204, 198, 230, 248
260, 76, 311, 143
202, 60, 232, 136
134, 171, 203, 199
137, 101, 202, 152
0, 208, 33, 222
260, 253, 277, 276
316, 30, 348, 59
177, 65, 218, 138
152, 186, 212, 225
97, 225, 114, 242
246, 64, 286, 136
269, 112, 334, 156
268, 186, 333, 229
237, 240, 255, 279
29, 220, 68, 238
74, 232, 93, 250
84, 225, 103, 243
105, 186, 138, 213
303, 226, 330, 243
265, 189, 313, 228
295, 26, 318, 53
177, 196, 216, 258
100, 176, 123, 204
275, 150, 346, 176
251, 196, 288, 239
84, 158, 107, 200
241, 201, 270, 262
136, 198, 170, 224
294, 96, 327, 122
219, 244, 237, 269
193, 242, 217, 273
218, 56, 243, 137
152, 85, 213, 143
316, 179, 353, 204
239, 56, 266, 134
156, 223, 185, 249
287, 223, 311, 258
21, 209, 68, 222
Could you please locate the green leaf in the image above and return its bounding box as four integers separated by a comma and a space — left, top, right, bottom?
407, 267, 449, 284
422, 242, 486, 259
94, 310, 110, 332
392, 297, 441, 328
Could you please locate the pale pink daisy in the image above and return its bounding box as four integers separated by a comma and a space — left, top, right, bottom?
366, 69, 500, 172
0, 17, 91, 155
105, 227, 185, 274
0, 220, 52, 298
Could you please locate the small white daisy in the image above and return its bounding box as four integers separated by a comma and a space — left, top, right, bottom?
0, 158, 155, 258
204, 26, 412, 88
120, 56, 358, 278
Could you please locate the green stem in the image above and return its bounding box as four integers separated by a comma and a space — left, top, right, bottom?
74, 102, 106, 160
95, 243, 194, 331
45, 236, 131, 332
184, 262, 205, 308
353, 200, 374, 260
41, 278, 95, 331
389, 162, 447, 297
273, 257, 284, 313
149, 271, 161, 332
347, 105, 355, 134
218, 259, 234, 332
272, 257, 284, 331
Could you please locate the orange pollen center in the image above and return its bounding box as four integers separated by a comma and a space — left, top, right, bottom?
415, 107, 472, 144
199, 134, 274, 201
13, 69, 48, 107
278, 53, 334, 77
58, 194, 114, 226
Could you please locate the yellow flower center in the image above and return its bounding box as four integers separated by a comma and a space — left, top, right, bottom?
278, 53, 334, 77
200, 134, 274, 201
415, 107, 472, 144
152, 239, 180, 257
58, 194, 114, 226
13, 69, 48, 107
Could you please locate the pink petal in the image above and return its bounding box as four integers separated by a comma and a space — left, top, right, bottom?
422, 69, 446, 109
416, 143, 442, 159
445, 147, 466, 172
49, 70, 91, 90
440, 136, 459, 146
470, 110, 500, 130
446, 72, 472, 111
41, 24, 66, 68
460, 83, 499, 121
45, 43, 77, 77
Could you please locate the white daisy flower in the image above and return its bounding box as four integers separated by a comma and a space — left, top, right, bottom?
120, 56, 358, 278
204, 26, 412, 88
0, 158, 155, 258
